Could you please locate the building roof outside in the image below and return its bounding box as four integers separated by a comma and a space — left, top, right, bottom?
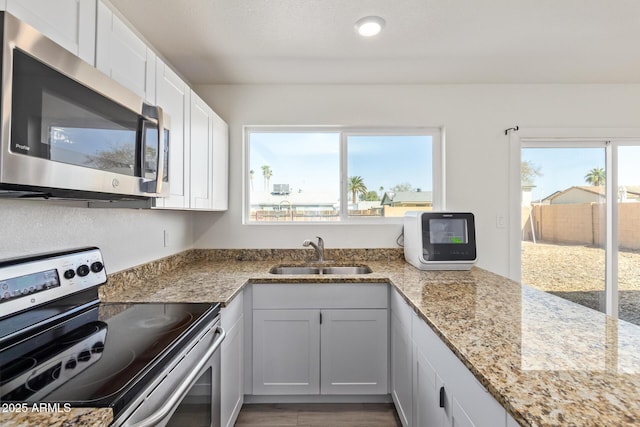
541, 185, 640, 204
250, 191, 338, 208
380, 191, 433, 206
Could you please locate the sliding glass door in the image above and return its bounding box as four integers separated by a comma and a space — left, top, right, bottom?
617, 145, 640, 325
518, 139, 640, 326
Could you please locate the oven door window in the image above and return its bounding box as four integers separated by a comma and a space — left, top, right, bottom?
166, 367, 212, 427
10, 49, 141, 177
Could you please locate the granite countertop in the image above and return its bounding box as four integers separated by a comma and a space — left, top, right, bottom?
97, 249, 640, 427
6, 249, 639, 426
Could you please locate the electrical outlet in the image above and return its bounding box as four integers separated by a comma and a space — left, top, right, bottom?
163, 229, 169, 247
496, 215, 506, 229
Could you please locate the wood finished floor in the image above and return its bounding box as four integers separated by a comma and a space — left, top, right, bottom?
234, 403, 402, 427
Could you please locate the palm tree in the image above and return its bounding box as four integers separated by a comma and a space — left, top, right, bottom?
584, 168, 605, 186
249, 169, 255, 191
261, 165, 273, 192
348, 176, 368, 204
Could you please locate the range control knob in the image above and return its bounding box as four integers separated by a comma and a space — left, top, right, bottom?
76, 265, 90, 277
63, 269, 76, 280
65, 359, 77, 370
92, 341, 105, 354
90, 261, 104, 273
77, 350, 91, 362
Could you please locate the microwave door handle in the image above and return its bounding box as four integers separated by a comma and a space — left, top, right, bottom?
154, 106, 165, 195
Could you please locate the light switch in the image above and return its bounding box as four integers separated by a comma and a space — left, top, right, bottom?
496, 215, 506, 229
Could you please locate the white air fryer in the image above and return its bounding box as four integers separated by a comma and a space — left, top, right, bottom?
403, 211, 477, 270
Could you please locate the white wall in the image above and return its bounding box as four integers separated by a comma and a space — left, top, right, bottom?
0, 200, 193, 273
192, 83, 640, 277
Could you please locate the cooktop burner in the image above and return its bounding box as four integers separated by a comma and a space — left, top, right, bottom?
0, 301, 220, 416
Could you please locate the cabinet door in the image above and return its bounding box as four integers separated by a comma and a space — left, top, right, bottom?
155, 59, 190, 209
414, 344, 447, 427
391, 307, 413, 426
252, 309, 320, 395
210, 111, 228, 210
413, 314, 506, 427
190, 92, 214, 209
451, 396, 476, 427
221, 296, 243, 427
96, 1, 156, 103
320, 309, 388, 395
5, 0, 96, 64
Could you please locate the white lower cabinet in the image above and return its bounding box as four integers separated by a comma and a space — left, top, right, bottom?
320, 309, 388, 395
221, 293, 244, 427
253, 309, 321, 395
251, 284, 388, 396
391, 289, 413, 427
390, 288, 509, 427
413, 341, 446, 427
411, 309, 507, 427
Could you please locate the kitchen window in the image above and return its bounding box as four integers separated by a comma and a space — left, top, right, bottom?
244, 127, 443, 223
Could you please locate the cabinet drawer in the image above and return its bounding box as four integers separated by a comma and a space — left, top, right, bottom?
252, 283, 388, 309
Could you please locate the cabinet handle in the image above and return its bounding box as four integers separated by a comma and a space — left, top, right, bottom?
439, 386, 445, 408
320, 312, 322, 324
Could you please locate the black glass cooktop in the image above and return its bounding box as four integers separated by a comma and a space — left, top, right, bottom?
0, 301, 220, 416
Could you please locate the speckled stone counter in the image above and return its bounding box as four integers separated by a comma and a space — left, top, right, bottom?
25, 248, 640, 427
0, 407, 112, 427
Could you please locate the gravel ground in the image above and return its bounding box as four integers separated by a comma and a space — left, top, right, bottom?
521, 241, 640, 325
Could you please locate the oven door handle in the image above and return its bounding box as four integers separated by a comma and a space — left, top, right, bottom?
128, 325, 226, 427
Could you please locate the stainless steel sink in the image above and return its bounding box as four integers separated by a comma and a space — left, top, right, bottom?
319, 266, 372, 274
269, 265, 372, 275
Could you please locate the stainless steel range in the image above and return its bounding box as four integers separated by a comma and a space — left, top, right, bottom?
0, 247, 224, 427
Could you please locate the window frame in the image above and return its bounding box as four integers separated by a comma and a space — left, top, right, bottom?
243, 125, 445, 225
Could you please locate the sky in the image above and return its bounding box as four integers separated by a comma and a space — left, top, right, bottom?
522, 146, 640, 201
249, 132, 433, 199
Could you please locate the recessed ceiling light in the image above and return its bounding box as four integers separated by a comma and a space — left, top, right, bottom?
355, 16, 385, 37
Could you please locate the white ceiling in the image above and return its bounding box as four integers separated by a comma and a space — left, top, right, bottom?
109, 0, 640, 85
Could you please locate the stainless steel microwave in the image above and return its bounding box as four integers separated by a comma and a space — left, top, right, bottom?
0, 12, 169, 200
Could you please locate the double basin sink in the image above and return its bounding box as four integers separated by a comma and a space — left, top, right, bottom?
270, 265, 372, 275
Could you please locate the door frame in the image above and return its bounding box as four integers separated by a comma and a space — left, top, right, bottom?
509, 128, 640, 319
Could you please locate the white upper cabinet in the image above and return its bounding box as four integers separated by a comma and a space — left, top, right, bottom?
190, 92, 214, 210
96, 1, 156, 103
155, 59, 190, 209
210, 111, 229, 211
4, 0, 97, 64
190, 91, 229, 210
3, 0, 228, 211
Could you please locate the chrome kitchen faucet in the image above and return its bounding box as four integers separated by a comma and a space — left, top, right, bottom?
303, 236, 325, 262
